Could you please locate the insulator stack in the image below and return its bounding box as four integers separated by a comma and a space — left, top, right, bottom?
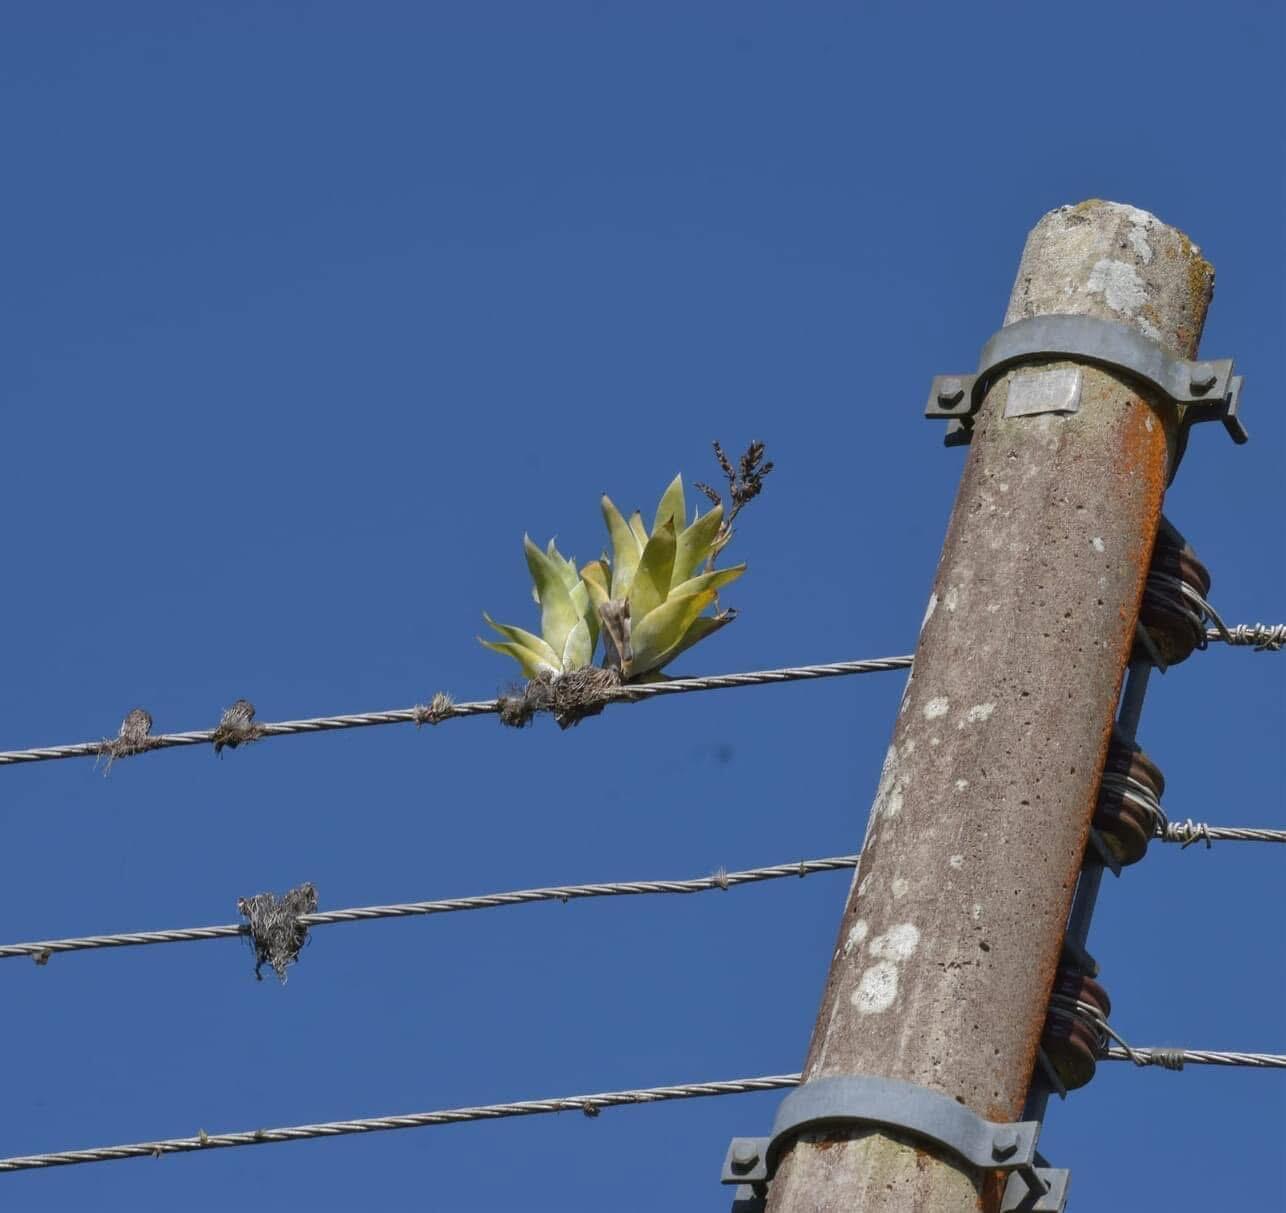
1136, 517, 1214, 666
1093, 730, 1166, 866
1042, 968, 1111, 1092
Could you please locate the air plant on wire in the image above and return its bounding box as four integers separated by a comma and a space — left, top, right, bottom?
480, 441, 772, 725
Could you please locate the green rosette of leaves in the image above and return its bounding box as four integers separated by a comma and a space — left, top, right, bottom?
582, 475, 743, 679
480, 537, 599, 678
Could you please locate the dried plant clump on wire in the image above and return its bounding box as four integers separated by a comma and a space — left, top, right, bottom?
480, 442, 771, 721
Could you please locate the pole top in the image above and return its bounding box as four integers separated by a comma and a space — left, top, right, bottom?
1004, 200, 1213, 360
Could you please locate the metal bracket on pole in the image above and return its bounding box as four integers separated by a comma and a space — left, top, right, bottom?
720, 1075, 1069, 1212
924, 314, 1247, 463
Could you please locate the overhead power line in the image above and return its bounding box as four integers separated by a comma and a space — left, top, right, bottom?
0, 655, 916, 769
1, 1050, 1279, 1176
1161, 821, 1286, 846
0, 1074, 801, 1174
1209, 623, 1286, 650
0, 855, 863, 964
1102, 1047, 1286, 1070
1, 618, 1278, 769
4, 818, 1277, 969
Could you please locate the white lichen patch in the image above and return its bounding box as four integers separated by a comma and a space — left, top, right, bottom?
852, 961, 899, 1014
1124, 208, 1154, 264
891, 877, 909, 899
843, 919, 870, 956
1091, 537, 1105, 553
851, 924, 921, 1014
869, 923, 921, 962
923, 697, 950, 720
955, 778, 969, 792
949, 854, 964, 869
870, 743, 912, 823
858, 873, 873, 897
944, 585, 960, 612
1087, 258, 1148, 315
959, 702, 996, 728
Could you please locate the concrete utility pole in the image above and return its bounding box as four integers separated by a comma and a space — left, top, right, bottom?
764, 201, 1214, 1212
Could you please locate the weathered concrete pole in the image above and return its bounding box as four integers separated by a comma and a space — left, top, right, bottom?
764, 201, 1213, 1212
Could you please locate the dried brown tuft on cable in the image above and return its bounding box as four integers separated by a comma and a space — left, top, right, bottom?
497, 666, 623, 730
413, 691, 455, 726
96, 707, 163, 772
237, 882, 318, 983
212, 699, 265, 755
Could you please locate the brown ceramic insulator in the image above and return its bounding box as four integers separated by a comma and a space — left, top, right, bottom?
1095, 730, 1166, 865
1136, 516, 1213, 666
1042, 970, 1111, 1091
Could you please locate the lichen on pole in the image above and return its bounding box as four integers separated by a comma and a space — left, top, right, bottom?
764, 201, 1214, 1213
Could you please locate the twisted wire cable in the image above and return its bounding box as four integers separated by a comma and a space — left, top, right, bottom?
0, 1074, 802, 1174
5, 813, 1280, 966
1102, 1047, 1286, 1070
1209, 623, 1286, 651
1, 1050, 1280, 1174
0, 615, 1276, 770
1046, 992, 1286, 1076
0, 655, 915, 769
1178, 579, 1233, 644
1160, 821, 1286, 847
0, 855, 863, 963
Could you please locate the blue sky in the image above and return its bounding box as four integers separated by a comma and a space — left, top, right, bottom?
1, 2, 1281, 1209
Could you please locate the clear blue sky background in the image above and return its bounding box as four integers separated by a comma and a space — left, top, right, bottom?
1, 3, 1281, 1210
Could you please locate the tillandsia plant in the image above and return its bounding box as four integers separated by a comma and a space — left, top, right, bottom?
481, 441, 770, 684
480, 537, 599, 677
586, 475, 742, 679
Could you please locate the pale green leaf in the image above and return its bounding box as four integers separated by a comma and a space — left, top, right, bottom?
652, 474, 686, 536
580, 560, 611, 647
654, 610, 737, 667
580, 559, 610, 600
672, 504, 724, 586
569, 579, 598, 650
627, 518, 676, 623
524, 535, 581, 658
479, 638, 560, 678
627, 588, 716, 677
628, 511, 649, 549
482, 613, 561, 669
547, 539, 580, 590
561, 617, 593, 672
601, 495, 642, 599
669, 562, 745, 600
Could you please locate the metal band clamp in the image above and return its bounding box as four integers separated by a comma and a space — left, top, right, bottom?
924, 314, 1247, 459
721, 1075, 1068, 1212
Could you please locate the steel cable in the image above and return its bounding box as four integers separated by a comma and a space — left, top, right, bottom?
0, 855, 862, 963
3, 817, 1278, 967
1, 615, 1276, 770
0, 655, 915, 768
1, 1050, 1280, 1175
